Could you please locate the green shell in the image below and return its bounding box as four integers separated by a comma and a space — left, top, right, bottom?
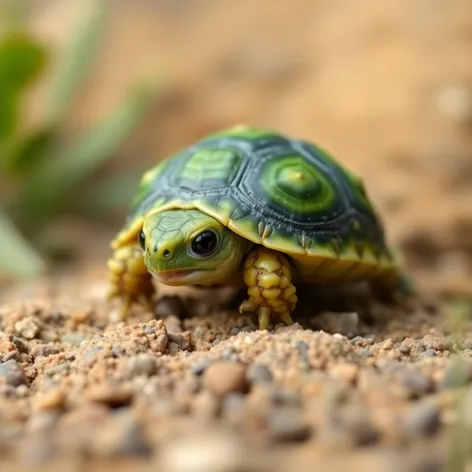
113, 125, 396, 270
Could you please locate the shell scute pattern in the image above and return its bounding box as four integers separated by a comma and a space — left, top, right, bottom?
115, 126, 394, 269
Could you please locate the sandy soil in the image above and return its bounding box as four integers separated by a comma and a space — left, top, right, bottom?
1, 1, 472, 470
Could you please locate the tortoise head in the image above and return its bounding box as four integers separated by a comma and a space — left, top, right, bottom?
140, 209, 248, 286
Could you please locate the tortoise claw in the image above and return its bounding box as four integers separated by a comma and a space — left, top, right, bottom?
239, 299, 257, 314
257, 307, 271, 331
279, 312, 294, 326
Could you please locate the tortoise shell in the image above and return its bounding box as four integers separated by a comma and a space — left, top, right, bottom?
112, 125, 396, 277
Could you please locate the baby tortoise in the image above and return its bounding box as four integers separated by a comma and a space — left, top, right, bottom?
107, 125, 411, 329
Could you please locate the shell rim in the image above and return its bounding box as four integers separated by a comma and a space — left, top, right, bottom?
111, 199, 400, 271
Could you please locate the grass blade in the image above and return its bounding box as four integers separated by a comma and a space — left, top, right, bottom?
0, 32, 47, 144
22, 80, 159, 219
0, 211, 45, 278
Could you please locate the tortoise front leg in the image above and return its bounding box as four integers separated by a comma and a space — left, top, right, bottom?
107, 245, 156, 318
239, 247, 297, 330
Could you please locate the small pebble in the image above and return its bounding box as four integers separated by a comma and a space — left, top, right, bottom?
86, 384, 133, 406
191, 391, 220, 419
61, 332, 89, 346
247, 364, 273, 384
81, 347, 103, 367
267, 407, 311, 442
90, 410, 151, 458
222, 392, 246, 413
399, 344, 411, 355
400, 369, 434, 398
167, 332, 192, 352
275, 322, 304, 333
10, 335, 29, 353
203, 361, 249, 396
158, 432, 244, 472
221, 346, 240, 362
191, 357, 213, 376
330, 363, 359, 384
164, 315, 183, 333
419, 349, 437, 359
405, 401, 441, 437
14, 317, 40, 340
0, 360, 28, 386
271, 388, 301, 407
2, 350, 19, 362
125, 354, 157, 377
34, 388, 66, 411
422, 335, 448, 352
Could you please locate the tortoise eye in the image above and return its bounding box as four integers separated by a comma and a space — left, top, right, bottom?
190, 230, 220, 258
138, 230, 146, 250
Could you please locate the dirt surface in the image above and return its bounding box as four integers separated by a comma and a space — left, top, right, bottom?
1, 1, 472, 470
1, 276, 472, 471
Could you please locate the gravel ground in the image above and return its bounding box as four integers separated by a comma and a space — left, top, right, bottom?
0, 275, 471, 472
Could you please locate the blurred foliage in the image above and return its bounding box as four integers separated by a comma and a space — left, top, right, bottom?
0, 0, 159, 279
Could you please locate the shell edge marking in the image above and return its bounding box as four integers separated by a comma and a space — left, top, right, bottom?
329, 237, 342, 259
296, 232, 313, 250
258, 221, 274, 239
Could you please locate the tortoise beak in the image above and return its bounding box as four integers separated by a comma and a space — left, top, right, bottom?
150, 269, 197, 285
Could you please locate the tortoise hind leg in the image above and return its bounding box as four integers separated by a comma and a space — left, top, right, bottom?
239, 247, 297, 330
107, 245, 156, 318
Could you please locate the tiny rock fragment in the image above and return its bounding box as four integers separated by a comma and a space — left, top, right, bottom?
0, 360, 28, 387
330, 363, 359, 384
275, 322, 304, 333
404, 401, 441, 437
191, 391, 220, 420
267, 407, 311, 442
71, 311, 89, 324
125, 353, 157, 377
203, 361, 249, 396
89, 409, 151, 458
14, 317, 40, 340
167, 332, 192, 352
247, 364, 273, 385
191, 357, 213, 376
422, 335, 448, 352
158, 432, 244, 472
164, 314, 183, 333
34, 388, 66, 412
400, 369, 434, 399
86, 384, 133, 407
10, 335, 29, 353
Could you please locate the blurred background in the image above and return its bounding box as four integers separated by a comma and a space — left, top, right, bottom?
1, 0, 471, 298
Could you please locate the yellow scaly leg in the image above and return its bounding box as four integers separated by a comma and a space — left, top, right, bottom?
239, 247, 297, 330
107, 245, 156, 319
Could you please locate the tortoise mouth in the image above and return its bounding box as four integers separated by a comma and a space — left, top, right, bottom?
151, 269, 204, 285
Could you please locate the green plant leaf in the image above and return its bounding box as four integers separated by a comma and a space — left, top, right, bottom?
0, 32, 46, 143
0, 33, 46, 93
0, 211, 45, 279
0, 92, 17, 143
45, 0, 107, 122
22, 79, 159, 220
1, 127, 56, 175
